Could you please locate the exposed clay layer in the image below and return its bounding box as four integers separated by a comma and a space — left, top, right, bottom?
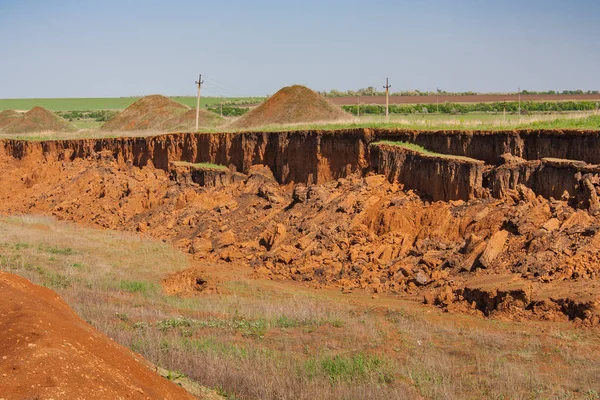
370, 144, 485, 201
2, 144, 600, 326
2, 128, 600, 203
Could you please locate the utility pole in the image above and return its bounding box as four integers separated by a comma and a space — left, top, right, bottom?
357, 96, 360, 117
436, 87, 440, 114
195, 74, 204, 131
518, 86, 521, 118
383, 78, 391, 122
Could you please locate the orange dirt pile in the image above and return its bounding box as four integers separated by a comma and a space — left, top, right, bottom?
229, 85, 350, 129
0, 110, 20, 130
0, 271, 194, 400
2, 107, 76, 134
159, 107, 224, 131
101, 94, 223, 131
1, 147, 599, 327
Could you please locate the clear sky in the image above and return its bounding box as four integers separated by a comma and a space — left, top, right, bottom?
1, 0, 598, 98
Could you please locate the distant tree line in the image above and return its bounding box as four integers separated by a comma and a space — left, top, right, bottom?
342, 101, 600, 115
206, 105, 249, 117
320, 88, 600, 97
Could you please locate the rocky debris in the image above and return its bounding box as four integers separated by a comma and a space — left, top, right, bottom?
292, 184, 308, 203
212, 230, 237, 249
260, 223, 287, 250
478, 230, 509, 268
2, 138, 600, 327
0, 271, 195, 399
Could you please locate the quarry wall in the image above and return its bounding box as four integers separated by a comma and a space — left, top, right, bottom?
2, 128, 600, 203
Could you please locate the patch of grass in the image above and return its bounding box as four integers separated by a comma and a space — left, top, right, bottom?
371, 140, 480, 162
119, 280, 158, 295
38, 243, 75, 255
305, 353, 394, 384
1, 215, 598, 400
171, 161, 228, 171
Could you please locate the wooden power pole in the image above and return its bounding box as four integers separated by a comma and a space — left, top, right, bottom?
518, 86, 521, 118
195, 74, 204, 131
383, 78, 391, 122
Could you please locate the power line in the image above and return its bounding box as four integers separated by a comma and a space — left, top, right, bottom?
195, 74, 204, 131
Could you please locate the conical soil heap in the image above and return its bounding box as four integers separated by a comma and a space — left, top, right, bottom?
3, 107, 77, 134
0, 110, 20, 130
229, 85, 350, 129
0, 271, 194, 399
101, 94, 223, 131
158, 107, 224, 131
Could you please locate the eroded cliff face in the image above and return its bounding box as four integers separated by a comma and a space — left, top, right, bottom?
4, 128, 600, 203
1, 129, 600, 326
369, 144, 485, 201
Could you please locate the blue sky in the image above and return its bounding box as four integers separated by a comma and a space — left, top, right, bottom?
1, 0, 598, 98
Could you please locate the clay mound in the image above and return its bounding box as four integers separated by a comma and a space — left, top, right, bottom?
159, 107, 225, 131
101, 94, 190, 131
229, 85, 350, 129
3, 106, 76, 134
0, 109, 20, 130
0, 271, 194, 399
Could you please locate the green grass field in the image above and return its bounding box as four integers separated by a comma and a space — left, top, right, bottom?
0, 96, 262, 111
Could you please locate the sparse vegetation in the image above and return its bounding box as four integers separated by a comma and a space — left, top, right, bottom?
371, 140, 480, 162
171, 161, 228, 170
1, 215, 598, 399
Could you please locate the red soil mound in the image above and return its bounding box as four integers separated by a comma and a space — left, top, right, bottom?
2, 107, 76, 134
0, 271, 194, 399
159, 107, 225, 131
0, 109, 20, 130
101, 94, 223, 131
230, 85, 350, 129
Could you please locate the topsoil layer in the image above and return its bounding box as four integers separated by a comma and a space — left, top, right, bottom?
229, 85, 350, 129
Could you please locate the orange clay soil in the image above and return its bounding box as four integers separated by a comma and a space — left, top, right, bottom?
229, 85, 350, 129
0, 271, 195, 400
0, 143, 599, 327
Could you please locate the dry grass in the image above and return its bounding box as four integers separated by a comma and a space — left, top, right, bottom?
1, 110, 598, 141
1, 215, 599, 400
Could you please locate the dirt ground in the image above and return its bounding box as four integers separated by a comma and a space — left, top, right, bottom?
1, 132, 600, 398
0, 271, 195, 399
